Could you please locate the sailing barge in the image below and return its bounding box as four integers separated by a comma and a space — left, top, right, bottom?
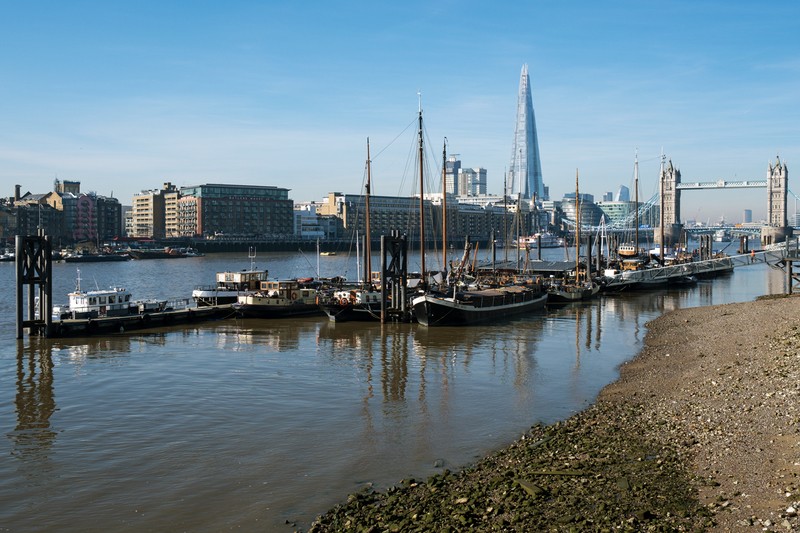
412, 283, 547, 327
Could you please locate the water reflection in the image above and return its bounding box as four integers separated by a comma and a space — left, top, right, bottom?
214, 317, 321, 351
53, 336, 135, 363
11, 339, 57, 464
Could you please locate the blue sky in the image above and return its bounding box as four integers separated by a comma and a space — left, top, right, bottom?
2, 1, 798, 223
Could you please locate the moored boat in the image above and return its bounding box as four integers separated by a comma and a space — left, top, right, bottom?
192, 251, 268, 306
128, 247, 200, 259
63, 251, 130, 262
318, 287, 383, 322
193, 268, 269, 306
547, 170, 600, 303
516, 232, 564, 249
232, 279, 321, 318
52, 270, 164, 320
411, 283, 547, 327
617, 243, 641, 258
546, 279, 600, 302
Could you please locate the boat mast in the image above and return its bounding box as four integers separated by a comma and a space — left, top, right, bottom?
441, 138, 448, 275
634, 150, 640, 253
365, 138, 372, 287
575, 169, 581, 283
659, 149, 666, 263
503, 169, 509, 263
515, 193, 522, 272
417, 93, 426, 283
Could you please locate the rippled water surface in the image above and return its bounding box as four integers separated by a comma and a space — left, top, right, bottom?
0, 250, 785, 531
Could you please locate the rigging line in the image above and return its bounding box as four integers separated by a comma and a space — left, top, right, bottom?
638, 153, 663, 163
370, 116, 418, 161
394, 124, 419, 197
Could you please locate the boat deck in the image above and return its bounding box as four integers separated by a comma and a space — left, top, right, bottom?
37, 304, 236, 337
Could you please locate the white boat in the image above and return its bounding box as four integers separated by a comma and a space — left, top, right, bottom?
617, 243, 641, 258
52, 270, 164, 320
714, 228, 731, 242
516, 232, 564, 249
192, 251, 269, 306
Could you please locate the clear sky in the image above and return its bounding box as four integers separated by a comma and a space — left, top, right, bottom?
2, 1, 798, 224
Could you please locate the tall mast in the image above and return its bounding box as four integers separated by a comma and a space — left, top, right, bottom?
364, 138, 372, 286
575, 169, 580, 282
441, 138, 448, 273
417, 93, 426, 282
515, 192, 522, 272
503, 169, 509, 263
659, 149, 666, 263
634, 150, 640, 252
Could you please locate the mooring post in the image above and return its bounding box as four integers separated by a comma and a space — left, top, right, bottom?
15, 236, 23, 339
15, 233, 53, 339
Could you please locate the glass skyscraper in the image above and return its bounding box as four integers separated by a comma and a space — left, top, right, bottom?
508, 64, 545, 201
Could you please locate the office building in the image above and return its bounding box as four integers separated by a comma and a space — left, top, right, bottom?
177, 183, 293, 238
457, 167, 487, 196
445, 156, 461, 195
130, 183, 177, 239
508, 64, 545, 200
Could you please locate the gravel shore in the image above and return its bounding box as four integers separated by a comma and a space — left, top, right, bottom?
309, 294, 800, 532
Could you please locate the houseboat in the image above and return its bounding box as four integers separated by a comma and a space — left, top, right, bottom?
232, 280, 321, 318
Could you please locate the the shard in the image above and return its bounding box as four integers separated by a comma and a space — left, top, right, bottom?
508, 64, 545, 200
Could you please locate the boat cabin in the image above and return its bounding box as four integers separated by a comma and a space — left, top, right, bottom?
57, 287, 134, 319
217, 269, 269, 290
621, 258, 646, 271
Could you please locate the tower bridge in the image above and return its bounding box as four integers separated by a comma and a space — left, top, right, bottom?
561, 158, 792, 248
660, 156, 791, 247
675, 179, 766, 190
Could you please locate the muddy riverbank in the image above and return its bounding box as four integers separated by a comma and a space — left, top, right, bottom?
309, 294, 800, 532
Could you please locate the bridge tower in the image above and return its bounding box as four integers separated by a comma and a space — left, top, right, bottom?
762, 156, 792, 245
658, 158, 684, 247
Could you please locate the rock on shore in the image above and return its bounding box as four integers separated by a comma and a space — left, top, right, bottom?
308, 295, 800, 532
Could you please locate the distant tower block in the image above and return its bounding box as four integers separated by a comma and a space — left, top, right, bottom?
509, 64, 545, 201
762, 156, 793, 245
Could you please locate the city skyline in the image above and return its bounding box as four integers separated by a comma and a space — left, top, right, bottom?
2, 2, 798, 222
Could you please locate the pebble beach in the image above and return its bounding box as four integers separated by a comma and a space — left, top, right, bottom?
308, 294, 800, 532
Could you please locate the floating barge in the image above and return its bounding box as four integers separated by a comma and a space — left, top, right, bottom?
29, 268, 237, 338
600, 255, 735, 291
45, 303, 234, 337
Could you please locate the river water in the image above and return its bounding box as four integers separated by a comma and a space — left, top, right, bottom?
0, 248, 785, 531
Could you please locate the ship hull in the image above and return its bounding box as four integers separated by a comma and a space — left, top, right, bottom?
412, 287, 546, 327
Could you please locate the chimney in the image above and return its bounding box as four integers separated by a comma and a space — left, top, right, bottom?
14, 184, 20, 202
